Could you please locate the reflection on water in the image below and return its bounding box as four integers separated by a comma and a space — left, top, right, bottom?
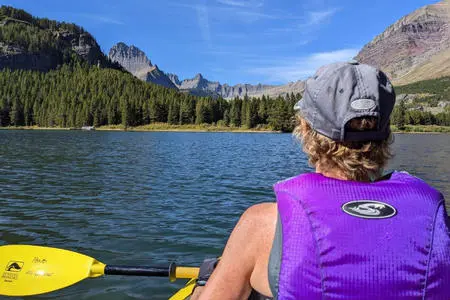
0, 131, 448, 299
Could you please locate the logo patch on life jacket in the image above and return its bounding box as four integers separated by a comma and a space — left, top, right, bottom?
342, 200, 396, 219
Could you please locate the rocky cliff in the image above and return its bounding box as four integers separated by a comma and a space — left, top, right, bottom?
0, 6, 114, 71
355, 0, 450, 85
108, 43, 177, 89
0, 43, 58, 72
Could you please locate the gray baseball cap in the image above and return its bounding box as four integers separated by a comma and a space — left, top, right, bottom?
294, 61, 395, 142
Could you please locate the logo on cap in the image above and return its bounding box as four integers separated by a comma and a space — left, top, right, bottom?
342, 200, 396, 219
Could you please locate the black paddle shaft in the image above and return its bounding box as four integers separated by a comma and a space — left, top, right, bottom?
104, 262, 177, 281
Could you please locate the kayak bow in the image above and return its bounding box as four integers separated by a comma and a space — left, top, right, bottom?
169, 278, 198, 300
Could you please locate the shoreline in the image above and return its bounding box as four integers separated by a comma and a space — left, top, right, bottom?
0, 125, 280, 133
1, 125, 449, 134
97, 124, 280, 133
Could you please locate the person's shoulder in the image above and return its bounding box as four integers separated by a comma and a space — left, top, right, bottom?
236, 203, 277, 244
240, 202, 277, 224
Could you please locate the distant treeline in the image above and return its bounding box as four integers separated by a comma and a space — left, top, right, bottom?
0, 63, 299, 132
396, 77, 450, 98
392, 76, 450, 127
0, 63, 449, 132
391, 99, 450, 128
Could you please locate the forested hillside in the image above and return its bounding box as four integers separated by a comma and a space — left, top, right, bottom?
0, 6, 120, 70
392, 77, 450, 127
0, 5, 298, 132
0, 62, 298, 131
396, 77, 450, 98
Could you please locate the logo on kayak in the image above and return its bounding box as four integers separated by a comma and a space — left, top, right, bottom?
342, 201, 396, 219
5, 261, 24, 272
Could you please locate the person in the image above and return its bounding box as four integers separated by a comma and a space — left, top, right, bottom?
191, 61, 450, 300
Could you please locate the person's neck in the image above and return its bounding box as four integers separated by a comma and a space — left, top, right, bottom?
316, 164, 350, 181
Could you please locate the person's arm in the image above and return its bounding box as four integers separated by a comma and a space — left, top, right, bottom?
191, 203, 276, 300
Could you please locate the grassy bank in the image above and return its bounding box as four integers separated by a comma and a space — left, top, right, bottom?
391, 125, 450, 133
2, 124, 450, 133
96, 123, 278, 133
0, 126, 72, 130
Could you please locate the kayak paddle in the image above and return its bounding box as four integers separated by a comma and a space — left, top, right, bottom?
0, 244, 199, 297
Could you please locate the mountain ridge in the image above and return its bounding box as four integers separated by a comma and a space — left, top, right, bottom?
110, 1, 450, 98
108, 42, 304, 99
356, 0, 450, 85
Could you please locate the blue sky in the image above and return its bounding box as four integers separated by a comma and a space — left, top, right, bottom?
1, 0, 438, 85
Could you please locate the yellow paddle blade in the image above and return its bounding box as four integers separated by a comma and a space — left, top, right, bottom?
0, 245, 105, 297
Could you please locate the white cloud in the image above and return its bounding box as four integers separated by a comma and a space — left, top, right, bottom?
216, 0, 264, 8
245, 48, 360, 83
196, 3, 212, 46
308, 8, 339, 25
77, 13, 124, 25
169, 1, 289, 24
236, 10, 277, 19
264, 7, 339, 35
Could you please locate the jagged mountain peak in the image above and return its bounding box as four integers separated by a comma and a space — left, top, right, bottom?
109, 42, 153, 72
167, 73, 181, 87
109, 42, 176, 89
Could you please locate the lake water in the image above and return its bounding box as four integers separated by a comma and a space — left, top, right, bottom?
0, 131, 449, 299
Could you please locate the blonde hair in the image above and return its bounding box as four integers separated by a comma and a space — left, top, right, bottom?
293, 115, 393, 182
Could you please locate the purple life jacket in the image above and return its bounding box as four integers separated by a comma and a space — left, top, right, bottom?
269, 171, 450, 299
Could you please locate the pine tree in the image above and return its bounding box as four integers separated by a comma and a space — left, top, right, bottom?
230, 98, 242, 127
241, 99, 249, 128
223, 109, 230, 126
168, 100, 179, 125
396, 99, 406, 130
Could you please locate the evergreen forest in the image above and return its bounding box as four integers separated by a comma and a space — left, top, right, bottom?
0, 63, 449, 132
0, 63, 299, 131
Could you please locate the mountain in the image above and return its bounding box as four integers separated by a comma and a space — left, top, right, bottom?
355, 0, 450, 85
0, 6, 118, 72
108, 43, 177, 89
0, 5, 447, 131
107, 1, 448, 98
167, 72, 274, 98
167, 72, 305, 99
109, 42, 304, 99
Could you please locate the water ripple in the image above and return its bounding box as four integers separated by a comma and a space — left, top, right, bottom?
0, 130, 448, 299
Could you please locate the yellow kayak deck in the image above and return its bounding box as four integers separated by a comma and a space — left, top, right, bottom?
169, 278, 197, 300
